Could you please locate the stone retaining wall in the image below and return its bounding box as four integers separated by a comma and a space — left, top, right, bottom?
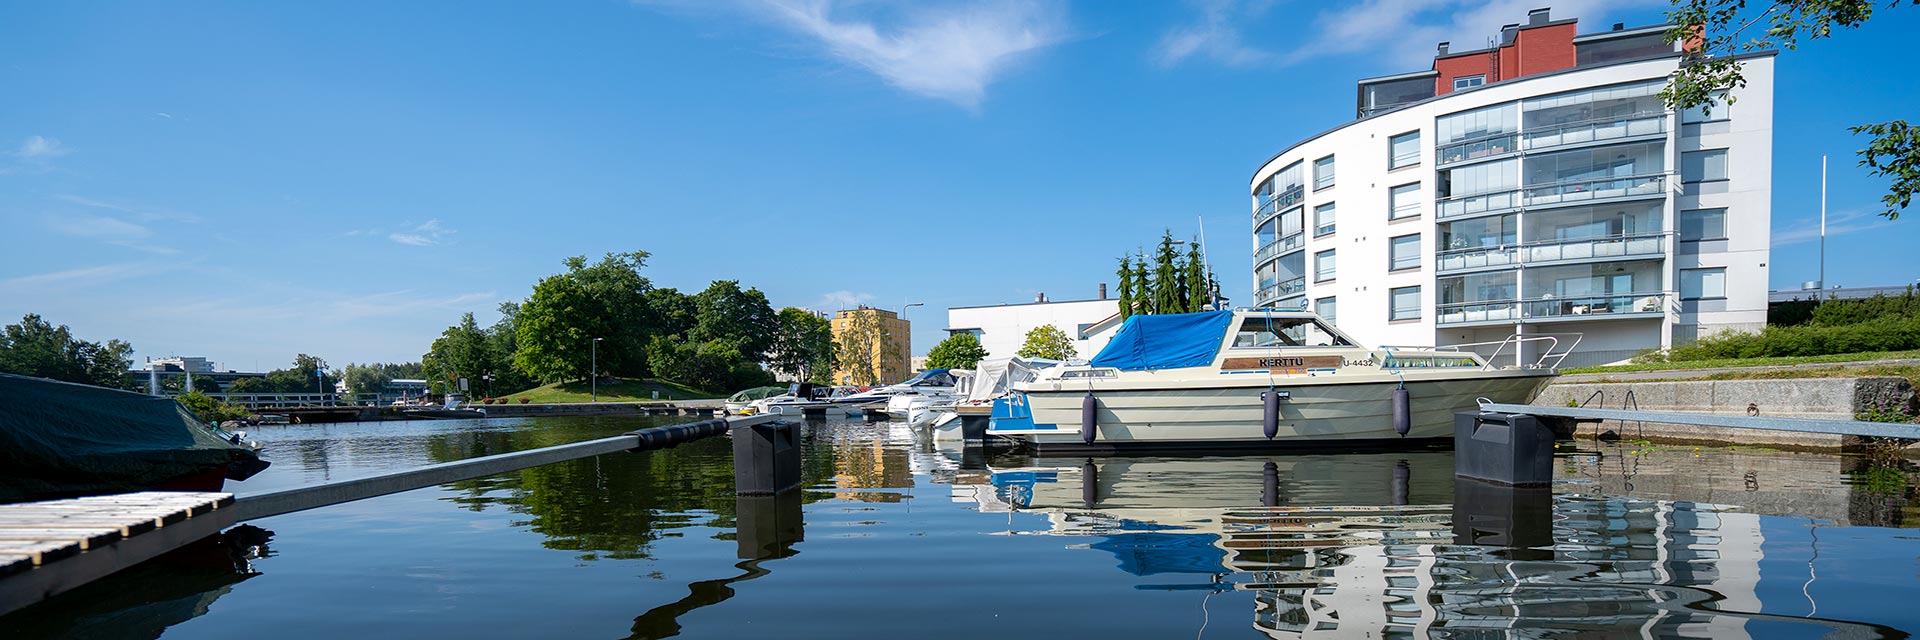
1534, 377, 1916, 450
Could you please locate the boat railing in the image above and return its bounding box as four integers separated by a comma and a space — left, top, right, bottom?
1380, 333, 1583, 371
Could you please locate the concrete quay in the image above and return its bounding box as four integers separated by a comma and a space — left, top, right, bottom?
1534, 376, 1917, 450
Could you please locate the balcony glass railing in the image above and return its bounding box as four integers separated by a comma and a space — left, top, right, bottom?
1436, 300, 1521, 326
1254, 185, 1306, 222
1521, 113, 1665, 152
1258, 276, 1307, 304
1436, 232, 1668, 272
1522, 292, 1668, 319
1315, 221, 1335, 236
1254, 233, 1304, 264
1436, 189, 1522, 220
1523, 174, 1666, 207
1437, 132, 1519, 167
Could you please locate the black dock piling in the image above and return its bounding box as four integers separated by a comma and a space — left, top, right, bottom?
733, 420, 801, 496
1453, 410, 1554, 487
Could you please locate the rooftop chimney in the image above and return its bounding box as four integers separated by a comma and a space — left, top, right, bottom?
1098, 283, 1108, 300
1527, 7, 1550, 26
1035, 292, 1046, 303
1500, 23, 1520, 45
1613, 22, 1625, 31
1437, 41, 1450, 55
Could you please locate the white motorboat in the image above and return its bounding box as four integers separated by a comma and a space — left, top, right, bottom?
839, 368, 964, 414
723, 385, 787, 415
884, 370, 971, 427
992, 309, 1567, 451
925, 357, 1051, 441
747, 382, 865, 417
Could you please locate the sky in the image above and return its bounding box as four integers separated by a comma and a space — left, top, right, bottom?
2, 0, 1917, 372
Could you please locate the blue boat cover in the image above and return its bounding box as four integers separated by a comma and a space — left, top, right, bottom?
1088, 310, 1235, 371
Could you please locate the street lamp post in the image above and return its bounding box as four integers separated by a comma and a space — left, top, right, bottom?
900, 302, 924, 317
590, 337, 604, 403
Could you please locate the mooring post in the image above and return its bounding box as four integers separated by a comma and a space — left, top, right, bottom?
959, 413, 989, 448
735, 492, 803, 560
733, 420, 801, 496
1451, 477, 1553, 559
1453, 410, 1554, 487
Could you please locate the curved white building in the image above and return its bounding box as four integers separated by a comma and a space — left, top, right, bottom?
1250, 10, 1772, 367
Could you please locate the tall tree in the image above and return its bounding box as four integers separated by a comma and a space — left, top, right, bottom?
1152, 231, 1181, 315
486, 302, 532, 393
1665, 0, 1915, 219
1183, 239, 1209, 312
1115, 255, 1135, 320
1017, 325, 1078, 361
515, 272, 594, 382
423, 313, 493, 394
0, 314, 133, 389
769, 307, 835, 384
340, 362, 394, 396
924, 332, 989, 371
690, 280, 778, 360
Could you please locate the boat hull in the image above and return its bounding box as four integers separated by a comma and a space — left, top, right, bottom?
1010, 371, 1553, 451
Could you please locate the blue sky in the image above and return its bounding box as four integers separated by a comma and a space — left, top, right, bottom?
2, 0, 1916, 371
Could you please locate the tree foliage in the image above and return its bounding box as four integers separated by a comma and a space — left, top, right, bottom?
423, 312, 499, 394
1115, 230, 1218, 316
0, 314, 134, 389
1017, 324, 1078, 360
925, 332, 989, 371
177, 391, 250, 424
1664, 0, 1915, 219
769, 307, 835, 384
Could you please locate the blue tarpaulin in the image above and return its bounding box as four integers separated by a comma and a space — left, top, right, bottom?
1087, 310, 1235, 371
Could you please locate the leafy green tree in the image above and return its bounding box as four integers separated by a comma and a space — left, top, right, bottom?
515, 252, 658, 383
228, 354, 337, 393
0, 314, 134, 389
646, 336, 771, 393
486, 303, 532, 393
690, 280, 777, 360
925, 332, 989, 371
646, 288, 698, 339
423, 313, 495, 394
1017, 324, 1077, 360
1665, 0, 1915, 219
177, 390, 250, 424
340, 363, 393, 395
769, 307, 835, 384
1152, 231, 1181, 314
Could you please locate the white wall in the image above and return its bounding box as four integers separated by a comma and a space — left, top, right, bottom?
946, 299, 1120, 361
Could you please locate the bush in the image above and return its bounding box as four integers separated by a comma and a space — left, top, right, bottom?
177, 391, 250, 425
519, 397, 529, 404
1658, 316, 1920, 362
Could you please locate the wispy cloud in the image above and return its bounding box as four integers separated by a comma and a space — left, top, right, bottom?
1156, 0, 1663, 70
0, 263, 146, 290
45, 214, 151, 242
54, 194, 203, 224
641, 0, 1069, 108
820, 290, 875, 308
389, 219, 454, 247
15, 135, 71, 159
1774, 209, 1889, 246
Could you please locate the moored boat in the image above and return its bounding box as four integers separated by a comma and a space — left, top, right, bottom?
993, 310, 1565, 451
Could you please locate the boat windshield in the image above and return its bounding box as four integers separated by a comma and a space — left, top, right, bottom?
1230, 316, 1355, 348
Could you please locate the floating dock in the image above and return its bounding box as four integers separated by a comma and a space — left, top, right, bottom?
0, 492, 236, 616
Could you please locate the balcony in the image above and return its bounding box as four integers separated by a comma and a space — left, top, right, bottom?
1253, 185, 1306, 224
1437, 132, 1519, 168
1521, 112, 1665, 153
1436, 300, 1522, 326
1523, 173, 1666, 208
1523, 292, 1669, 321
1436, 189, 1522, 220
1257, 276, 1307, 305
1253, 232, 1304, 265
1436, 232, 1668, 273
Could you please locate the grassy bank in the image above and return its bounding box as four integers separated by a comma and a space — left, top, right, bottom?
1563, 349, 1920, 375
498, 377, 720, 403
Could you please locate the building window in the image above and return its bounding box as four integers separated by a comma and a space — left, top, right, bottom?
1314, 202, 1337, 236
1314, 249, 1336, 282
1390, 286, 1422, 321
1313, 155, 1335, 190
1680, 208, 1727, 241
1681, 268, 1726, 300
1682, 101, 1729, 123
1682, 149, 1729, 183
1389, 233, 1422, 271
1452, 75, 1485, 90
1389, 183, 1421, 220
1316, 296, 1337, 323
1389, 131, 1421, 169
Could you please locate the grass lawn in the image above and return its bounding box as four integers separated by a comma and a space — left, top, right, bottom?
498, 377, 721, 403
1563, 349, 1920, 375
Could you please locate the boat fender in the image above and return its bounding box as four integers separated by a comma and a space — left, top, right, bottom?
1262, 390, 1280, 440
1392, 387, 1411, 437
1391, 459, 1410, 506
1081, 459, 1098, 509
1261, 461, 1279, 507
1081, 393, 1098, 445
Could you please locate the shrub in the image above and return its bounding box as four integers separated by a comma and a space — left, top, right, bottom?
519, 397, 529, 404
1661, 317, 1920, 362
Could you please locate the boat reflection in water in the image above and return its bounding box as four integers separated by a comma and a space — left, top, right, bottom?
946, 449, 1897, 639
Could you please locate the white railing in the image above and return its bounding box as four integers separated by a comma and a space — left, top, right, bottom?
1437, 132, 1519, 167
1381, 333, 1583, 370
1436, 188, 1522, 220
1522, 292, 1668, 319
1521, 112, 1665, 151
1523, 173, 1666, 207
1253, 232, 1304, 264
1436, 232, 1668, 272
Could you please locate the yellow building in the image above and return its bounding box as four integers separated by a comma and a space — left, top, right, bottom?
829, 306, 911, 385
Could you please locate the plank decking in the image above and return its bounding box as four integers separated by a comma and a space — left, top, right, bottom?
0, 491, 236, 617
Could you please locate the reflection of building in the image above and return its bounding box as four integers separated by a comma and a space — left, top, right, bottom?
946, 291, 1121, 361
1249, 8, 1773, 367
830, 306, 911, 384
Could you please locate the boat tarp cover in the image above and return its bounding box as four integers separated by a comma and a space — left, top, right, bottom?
1087, 311, 1235, 371
967, 357, 1040, 403
0, 373, 253, 501
727, 386, 788, 403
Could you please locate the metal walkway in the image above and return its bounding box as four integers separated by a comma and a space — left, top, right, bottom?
1476, 402, 1920, 439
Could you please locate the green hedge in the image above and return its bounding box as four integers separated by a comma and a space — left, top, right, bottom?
1655, 316, 1920, 361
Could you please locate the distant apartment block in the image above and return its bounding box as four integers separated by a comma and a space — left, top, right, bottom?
830, 306, 912, 384
1250, 8, 1772, 367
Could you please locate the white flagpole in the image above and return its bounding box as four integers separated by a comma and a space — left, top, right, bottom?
1821, 155, 1828, 291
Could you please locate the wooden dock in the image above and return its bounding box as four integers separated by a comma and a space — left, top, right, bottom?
0, 492, 236, 617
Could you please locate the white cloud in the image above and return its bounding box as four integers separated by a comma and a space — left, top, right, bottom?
0, 263, 145, 290
45, 214, 151, 241
389, 219, 455, 247
642, 0, 1068, 108
54, 194, 203, 224
1156, 0, 1664, 70
820, 290, 876, 308
15, 135, 71, 159
1774, 209, 1889, 246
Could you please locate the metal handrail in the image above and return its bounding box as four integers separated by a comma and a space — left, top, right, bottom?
1380, 332, 1582, 370
1437, 231, 1671, 258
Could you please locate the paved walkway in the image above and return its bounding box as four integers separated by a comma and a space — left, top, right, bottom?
1559, 358, 1920, 383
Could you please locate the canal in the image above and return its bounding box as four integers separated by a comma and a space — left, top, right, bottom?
5, 415, 1920, 638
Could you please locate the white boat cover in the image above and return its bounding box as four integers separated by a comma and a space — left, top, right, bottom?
967, 357, 1041, 403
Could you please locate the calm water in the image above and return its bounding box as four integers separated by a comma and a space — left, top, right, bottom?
6, 415, 1920, 638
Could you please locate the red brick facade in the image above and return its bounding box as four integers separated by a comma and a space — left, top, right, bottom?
1433, 22, 1579, 96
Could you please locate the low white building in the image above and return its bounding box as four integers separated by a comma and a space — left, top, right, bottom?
946, 294, 1121, 361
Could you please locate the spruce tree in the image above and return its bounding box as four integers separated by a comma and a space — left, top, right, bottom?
1183, 239, 1209, 312
1152, 231, 1181, 315
1115, 255, 1134, 320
